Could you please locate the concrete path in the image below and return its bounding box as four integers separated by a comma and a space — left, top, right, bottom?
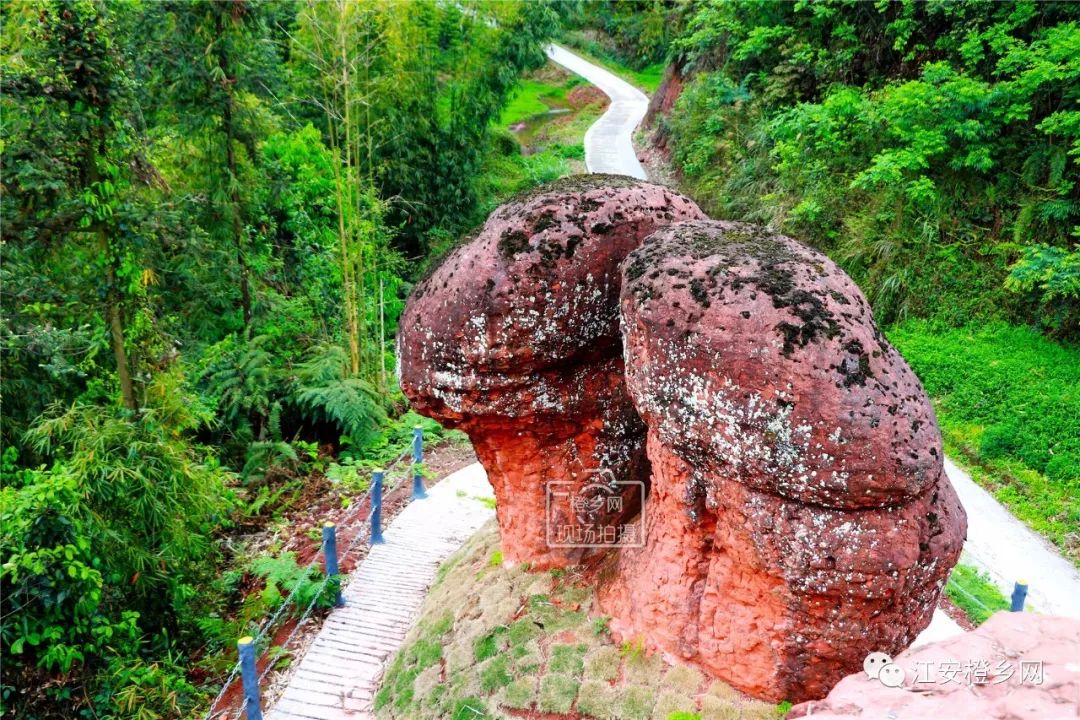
546, 44, 648, 179
266, 464, 494, 720
945, 457, 1080, 619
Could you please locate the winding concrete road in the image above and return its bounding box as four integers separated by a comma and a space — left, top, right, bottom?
546, 44, 648, 179
541, 44, 1080, 632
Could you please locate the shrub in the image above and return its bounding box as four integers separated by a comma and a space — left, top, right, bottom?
22, 373, 229, 610
490, 127, 522, 157
2, 373, 225, 716
1, 467, 140, 674
664, 3, 1080, 333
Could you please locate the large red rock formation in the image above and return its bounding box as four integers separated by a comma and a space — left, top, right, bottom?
788, 612, 1080, 719
397, 175, 705, 568
599, 220, 966, 702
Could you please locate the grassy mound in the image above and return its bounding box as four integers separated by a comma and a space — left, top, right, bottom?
374, 521, 786, 720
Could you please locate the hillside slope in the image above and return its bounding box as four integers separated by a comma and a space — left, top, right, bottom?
374, 521, 786, 720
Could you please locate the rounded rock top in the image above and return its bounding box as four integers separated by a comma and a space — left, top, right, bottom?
399, 175, 704, 421
620, 219, 942, 508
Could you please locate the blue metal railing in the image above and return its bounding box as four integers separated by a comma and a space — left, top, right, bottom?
204, 429, 428, 720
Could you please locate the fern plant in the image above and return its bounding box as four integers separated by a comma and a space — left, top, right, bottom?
199, 334, 278, 443
242, 441, 299, 485
292, 345, 387, 448
248, 553, 338, 618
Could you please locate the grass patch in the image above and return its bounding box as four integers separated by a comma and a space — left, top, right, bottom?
474, 626, 508, 662
501, 677, 536, 710
548, 643, 588, 676
584, 646, 621, 682
889, 320, 1080, 565
538, 673, 580, 714
407, 638, 442, 670
659, 703, 699, 719
663, 664, 704, 694
946, 564, 1012, 625
526, 592, 587, 632
478, 655, 513, 692
614, 684, 655, 720
577, 679, 617, 718
375, 612, 455, 712
499, 76, 583, 126
507, 617, 540, 647
374, 522, 789, 720
450, 697, 492, 720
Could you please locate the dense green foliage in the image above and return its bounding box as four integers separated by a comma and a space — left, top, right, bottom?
1, 0, 556, 716
561, 0, 675, 70
616, 0, 1080, 334
890, 321, 1079, 562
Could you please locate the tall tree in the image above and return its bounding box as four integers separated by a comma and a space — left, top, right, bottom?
294, 0, 558, 257
2, 0, 159, 411
150, 0, 285, 334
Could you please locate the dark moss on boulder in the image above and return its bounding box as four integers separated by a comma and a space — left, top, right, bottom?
619, 219, 945, 508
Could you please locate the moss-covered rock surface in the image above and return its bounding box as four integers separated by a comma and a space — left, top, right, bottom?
374, 520, 786, 720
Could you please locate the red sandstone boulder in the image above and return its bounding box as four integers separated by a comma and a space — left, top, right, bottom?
397, 175, 705, 567
600, 220, 966, 702
788, 612, 1080, 719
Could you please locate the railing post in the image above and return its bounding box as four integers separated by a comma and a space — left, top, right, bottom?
371, 469, 385, 545
322, 522, 344, 607
237, 636, 263, 720
1010, 580, 1028, 612
412, 425, 427, 500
